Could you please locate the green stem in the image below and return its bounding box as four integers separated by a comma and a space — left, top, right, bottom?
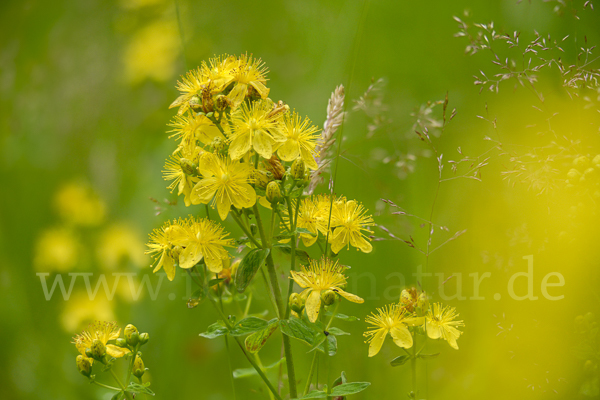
231, 209, 261, 248
207, 288, 283, 400
109, 368, 133, 400
304, 352, 319, 395
136, 376, 149, 400
411, 333, 417, 397
284, 197, 299, 319
91, 381, 121, 391
252, 204, 298, 398
216, 274, 237, 400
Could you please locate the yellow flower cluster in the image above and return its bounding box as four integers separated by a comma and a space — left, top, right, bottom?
145, 216, 233, 280
162, 54, 323, 221
283, 195, 375, 253
364, 288, 464, 356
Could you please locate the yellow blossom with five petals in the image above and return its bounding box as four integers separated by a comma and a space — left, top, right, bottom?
363, 305, 423, 357
277, 111, 320, 170
72, 321, 130, 363
426, 303, 464, 349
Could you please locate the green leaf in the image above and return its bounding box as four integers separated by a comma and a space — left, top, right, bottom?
295, 390, 327, 399
127, 382, 155, 395
324, 311, 360, 322
235, 249, 270, 293
280, 317, 337, 356
280, 317, 318, 347
199, 321, 228, 339
208, 278, 225, 287
390, 355, 411, 367
295, 227, 316, 236
229, 317, 269, 336
329, 382, 371, 396
245, 320, 279, 353
418, 353, 440, 359
233, 357, 285, 379
327, 327, 350, 336
273, 244, 310, 263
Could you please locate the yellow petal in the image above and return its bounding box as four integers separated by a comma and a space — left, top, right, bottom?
350, 232, 372, 253
300, 147, 318, 170
228, 83, 248, 108
335, 288, 364, 304
106, 344, 130, 358
191, 179, 217, 205
305, 290, 322, 323
368, 329, 388, 357
205, 254, 224, 273
230, 183, 257, 210
290, 271, 311, 288
277, 139, 300, 162
404, 317, 425, 327
426, 323, 442, 340
253, 130, 273, 159
390, 325, 413, 349
179, 244, 202, 269
163, 253, 176, 281
250, 80, 270, 99
153, 250, 166, 273
216, 192, 232, 220
229, 132, 252, 160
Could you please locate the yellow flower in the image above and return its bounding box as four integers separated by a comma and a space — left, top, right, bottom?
228, 99, 286, 160
61, 290, 115, 332
54, 182, 106, 227
178, 216, 234, 273
168, 112, 224, 151
191, 153, 257, 220
163, 148, 201, 207
72, 321, 130, 363
277, 112, 320, 170
97, 223, 148, 270
123, 19, 180, 85
426, 303, 464, 349
329, 199, 375, 253
290, 257, 363, 323
169, 55, 236, 115
364, 304, 422, 357
34, 227, 79, 272
281, 197, 329, 247
227, 53, 270, 108
145, 220, 187, 281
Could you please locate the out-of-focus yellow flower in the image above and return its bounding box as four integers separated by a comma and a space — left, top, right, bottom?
146, 220, 187, 281
124, 19, 180, 85
34, 227, 79, 272
277, 112, 320, 170
191, 153, 256, 220
97, 223, 148, 270
227, 54, 270, 108
228, 99, 286, 160
178, 216, 233, 273
72, 321, 130, 363
61, 290, 115, 332
54, 182, 106, 227
426, 303, 464, 349
290, 257, 363, 323
329, 199, 374, 254
168, 112, 224, 151
364, 304, 422, 357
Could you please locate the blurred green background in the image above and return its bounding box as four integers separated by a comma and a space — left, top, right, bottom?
2, 0, 600, 399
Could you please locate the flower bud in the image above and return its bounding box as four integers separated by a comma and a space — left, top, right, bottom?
574, 155, 590, 168
265, 156, 285, 180
211, 136, 227, 153
133, 355, 145, 378
180, 158, 198, 176
251, 169, 271, 189
417, 292, 429, 314
139, 333, 150, 345
291, 158, 305, 180
125, 324, 140, 346
189, 95, 202, 112
567, 168, 581, 180
321, 290, 337, 306
215, 95, 230, 111
91, 339, 106, 359
116, 338, 127, 348
170, 245, 183, 261
289, 292, 304, 313
76, 355, 92, 377
266, 181, 282, 204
